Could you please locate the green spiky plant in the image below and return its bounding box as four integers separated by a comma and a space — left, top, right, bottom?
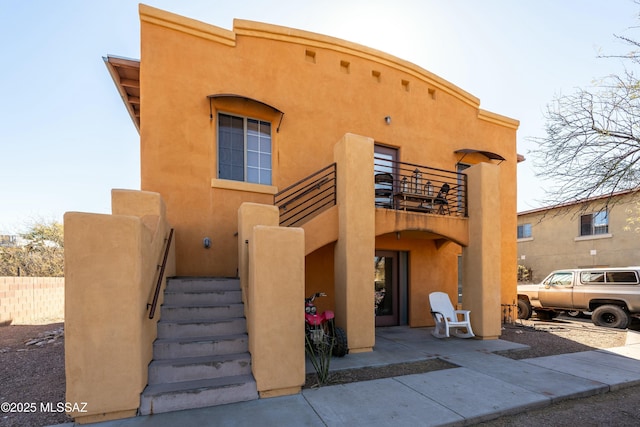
305, 328, 335, 387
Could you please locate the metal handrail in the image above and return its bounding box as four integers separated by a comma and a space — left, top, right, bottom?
148, 228, 174, 319
274, 163, 336, 227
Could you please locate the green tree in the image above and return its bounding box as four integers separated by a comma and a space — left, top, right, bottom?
0, 220, 64, 277
21, 220, 64, 249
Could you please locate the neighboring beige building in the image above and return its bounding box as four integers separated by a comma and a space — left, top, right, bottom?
517, 190, 640, 283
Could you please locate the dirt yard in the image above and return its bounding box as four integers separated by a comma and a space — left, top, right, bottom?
0, 323, 69, 427
2, 316, 640, 426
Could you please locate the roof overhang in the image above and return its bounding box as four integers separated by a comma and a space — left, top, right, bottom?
104, 55, 141, 132
455, 148, 506, 164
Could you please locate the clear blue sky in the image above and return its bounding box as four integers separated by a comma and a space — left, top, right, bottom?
1, 0, 638, 233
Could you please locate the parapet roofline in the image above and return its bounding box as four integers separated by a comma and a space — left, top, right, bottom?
518, 189, 639, 216
138, 3, 519, 130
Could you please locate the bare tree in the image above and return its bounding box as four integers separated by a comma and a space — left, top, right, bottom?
529, 28, 640, 207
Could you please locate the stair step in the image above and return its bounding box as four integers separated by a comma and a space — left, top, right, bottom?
145, 276, 258, 413
163, 290, 242, 305
158, 318, 247, 339
160, 303, 245, 321
139, 375, 258, 415
148, 353, 252, 384
166, 277, 240, 292
153, 334, 248, 359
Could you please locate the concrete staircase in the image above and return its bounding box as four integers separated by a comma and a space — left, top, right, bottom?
139, 277, 258, 415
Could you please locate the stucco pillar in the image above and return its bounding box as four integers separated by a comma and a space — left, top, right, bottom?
462, 162, 502, 339
248, 225, 305, 397
333, 133, 375, 353
238, 203, 280, 312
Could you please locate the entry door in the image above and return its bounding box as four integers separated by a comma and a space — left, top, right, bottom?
375, 251, 399, 326
374, 145, 398, 208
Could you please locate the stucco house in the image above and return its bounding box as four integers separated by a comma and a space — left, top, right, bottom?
518, 190, 640, 283
64, 4, 520, 423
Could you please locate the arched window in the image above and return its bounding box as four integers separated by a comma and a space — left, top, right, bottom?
209, 94, 284, 186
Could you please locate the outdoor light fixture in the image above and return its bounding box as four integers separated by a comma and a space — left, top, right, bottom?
385, 116, 391, 124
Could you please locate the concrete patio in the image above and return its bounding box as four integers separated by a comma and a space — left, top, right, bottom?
50, 326, 640, 427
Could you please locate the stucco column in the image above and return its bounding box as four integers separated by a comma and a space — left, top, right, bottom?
462, 162, 502, 339
333, 133, 375, 353
238, 203, 280, 311
248, 225, 305, 397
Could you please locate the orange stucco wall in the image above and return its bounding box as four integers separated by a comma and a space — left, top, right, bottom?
374, 233, 461, 327
64, 190, 175, 424
138, 6, 519, 299
248, 225, 305, 397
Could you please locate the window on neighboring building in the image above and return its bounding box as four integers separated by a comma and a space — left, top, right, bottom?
517, 223, 532, 239
218, 113, 272, 185
580, 211, 608, 236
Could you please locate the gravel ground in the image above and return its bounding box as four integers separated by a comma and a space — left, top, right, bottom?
2, 315, 640, 427
0, 323, 70, 427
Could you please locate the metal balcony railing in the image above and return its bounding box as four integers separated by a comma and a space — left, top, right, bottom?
374, 156, 467, 217
273, 158, 465, 227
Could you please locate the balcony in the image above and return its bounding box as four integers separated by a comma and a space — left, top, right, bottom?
272, 156, 467, 230
374, 156, 467, 217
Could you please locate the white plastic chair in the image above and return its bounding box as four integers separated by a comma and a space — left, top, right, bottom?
429, 292, 475, 338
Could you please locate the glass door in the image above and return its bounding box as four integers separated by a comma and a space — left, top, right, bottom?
374, 145, 398, 208
375, 251, 399, 326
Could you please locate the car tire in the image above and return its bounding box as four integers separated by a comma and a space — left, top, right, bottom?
517, 299, 532, 319
536, 310, 559, 321
592, 305, 630, 329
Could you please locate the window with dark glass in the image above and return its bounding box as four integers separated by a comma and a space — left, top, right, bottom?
517, 223, 532, 239
606, 271, 638, 284
218, 113, 272, 185
580, 211, 608, 236
581, 270, 638, 284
